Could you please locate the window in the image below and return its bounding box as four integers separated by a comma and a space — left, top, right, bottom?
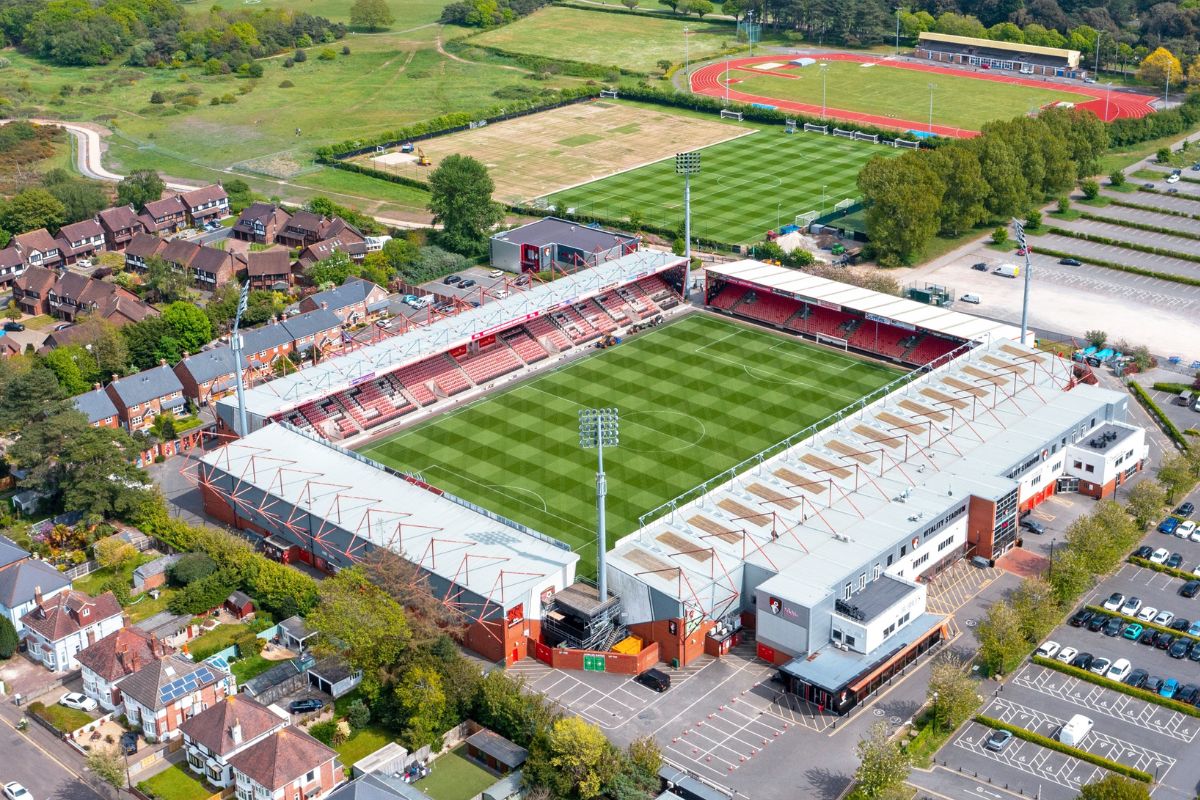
131, 416, 143, 426
1073, 460, 1082, 469
913, 553, 930, 569
883, 624, 895, 638
844, 582, 852, 600
900, 545, 907, 557
832, 629, 843, 641
844, 635, 856, 648
859, 573, 866, 590
872, 564, 882, 580
899, 612, 910, 625
886, 554, 893, 567
1085, 464, 1095, 473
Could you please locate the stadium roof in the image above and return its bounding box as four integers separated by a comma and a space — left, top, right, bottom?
918, 31, 1080, 62
708, 260, 1020, 343
608, 337, 1123, 619
199, 424, 578, 609
222, 249, 685, 421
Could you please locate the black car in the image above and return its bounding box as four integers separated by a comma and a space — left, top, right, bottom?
1125, 668, 1149, 688
1156, 632, 1176, 649
1059, 258, 1082, 266
1170, 638, 1191, 658
1177, 503, 1196, 517
1144, 182, 1156, 188
1190, 641, 1200, 662
1178, 684, 1200, 704
1088, 614, 1110, 632
1168, 553, 1185, 569
1069, 608, 1094, 627
119, 731, 138, 755
1171, 617, 1192, 631
1145, 676, 1165, 693
1021, 519, 1046, 535
444, 274, 462, 285
1182, 580, 1200, 599
971, 262, 989, 271
1071, 652, 1094, 669
1103, 617, 1124, 637
1136, 545, 1155, 559
635, 668, 671, 693
3, 321, 23, 332
459, 279, 476, 289
1140, 629, 1158, 645
288, 698, 324, 714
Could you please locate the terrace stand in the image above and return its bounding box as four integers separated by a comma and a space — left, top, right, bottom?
541, 582, 624, 651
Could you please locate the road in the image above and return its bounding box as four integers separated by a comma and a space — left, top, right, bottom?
0, 706, 107, 800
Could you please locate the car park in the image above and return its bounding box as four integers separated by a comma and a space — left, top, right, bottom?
1056, 646, 1079, 663
1021, 519, 1045, 534
1170, 638, 1191, 658
59, 692, 97, 712
1138, 606, 1159, 622
1168, 553, 1185, 569
1036, 640, 1061, 658
1103, 617, 1124, 637
1102, 593, 1125, 611
1151, 548, 1171, 564
1179, 521, 1197, 539
1121, 596, 1143, 615
1106, 658, 1132, 682
1070, 652, 1094, 669
1182, 581, 1200, 598
1135, 545, 1154, 559
1089, 656, 1112, 674
1159, 518, 1180, 535
3, 783, 30, 800
1126, 668, 1149, 687
985, 729, 1014, 752
1162, 678, 1180, 698
1069, 608, 1094, 627
1123, 622, 1144, 640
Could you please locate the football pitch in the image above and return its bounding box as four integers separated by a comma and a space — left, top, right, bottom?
358, 315, 902, 573
544, 129, 896, 245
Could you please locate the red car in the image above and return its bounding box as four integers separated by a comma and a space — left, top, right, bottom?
1016, 247, 1031, 256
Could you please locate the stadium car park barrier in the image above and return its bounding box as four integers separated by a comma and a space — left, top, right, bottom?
634, 339, 976, 529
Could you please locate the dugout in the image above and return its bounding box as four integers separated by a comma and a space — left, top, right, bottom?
916, 32, 1082, 79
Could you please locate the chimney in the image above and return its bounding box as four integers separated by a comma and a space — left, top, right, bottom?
159, 358, 167, 367
34, 586, 44, 617
320, 302, 328, 310
230, 723, 243, 745
182, 351, 189, 359
111, 374, 119, 383
93, 383, 101, 391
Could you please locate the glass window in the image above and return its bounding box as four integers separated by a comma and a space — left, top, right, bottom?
858, 573, 866, 590
872, 564, 881, 580
843, 583, 852, 600
844, 635, 856, 648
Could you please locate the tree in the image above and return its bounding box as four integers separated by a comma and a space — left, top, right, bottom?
307, 566, 410, 687
527, 717, 616, 800
144, 256, 191, 304
41, 346, 92, 395
42, 170, 108, 225
169, 569, 237, 615
394, 665, 448, 750
427, 155, 504, 256
1156, 147, 1171, 164
1109, 170, 1126, 187
926, 142, 988, 236
1126, 479, 1167, 528
162, 302, 213, 354
1048, 542, 1093, 605
471, 670, 558, 747
1084, 329, 1107, 348
149, 90, 165, 104
1009, 576, 1060, 643
1077, 774, 1152, 800
350, 0, 394, 30
1156, 453, 1194, 503
86, 746, 126, 788
1025, 211, 1042, 230
122, 316, 182, 371
94, 535, 137, 570
0, 187, 65, 235
4, 301, 18, 323
117, 170, 166, 212
71, 316, 129, 379
1137, 47, 1183, 87
858, 152, 943, 266
1080, 179, 1100, 200
306, 249, 355, 287
991, 226, 1008, 245
976, 600, 1027, 676
0, 367, 66, 430
346, 699, 370, 729
927, 654, 979, 732
1057, 196, 1071, 214
852, 721, 911, 798
0, 616, 17, 659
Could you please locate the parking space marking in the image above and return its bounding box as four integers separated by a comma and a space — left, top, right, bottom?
665, 689, 791, 783
1012, 664, 1198, 743
954, 722, 1105, 792
927, 559, 1002, 615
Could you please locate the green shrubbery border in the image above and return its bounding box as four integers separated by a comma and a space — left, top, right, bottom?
1028, 244, 1200, 288
1031, 655, 1200, 720
1080, 603, 1196, 642
1153, 382, 1191, 393
973, 714, 1152, 781
1077, 211, 1200, 242
1130, 381, 1190, 450
1127, 554, 1195, 581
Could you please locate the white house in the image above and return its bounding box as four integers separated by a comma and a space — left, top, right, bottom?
77, 627, 168, 711
0, 535, 72, 634
20, 589, 124, 672
180, 695, 289, 787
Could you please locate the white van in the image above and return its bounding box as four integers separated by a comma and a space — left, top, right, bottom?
1057, 714, 1093, 747
960, 293, 981, 304
993, 263, 1020, 278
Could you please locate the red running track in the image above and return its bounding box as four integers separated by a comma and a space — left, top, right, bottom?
689, 54, 1157, 138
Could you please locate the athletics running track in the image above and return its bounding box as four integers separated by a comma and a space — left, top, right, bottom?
689, 53, 1157, 138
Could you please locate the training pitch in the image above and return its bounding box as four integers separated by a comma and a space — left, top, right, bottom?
545, 128, 896, 244
358, 314, 902, 573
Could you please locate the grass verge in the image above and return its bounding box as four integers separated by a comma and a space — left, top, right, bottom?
136, 764, 213, 800
1130, 381, 1190, 450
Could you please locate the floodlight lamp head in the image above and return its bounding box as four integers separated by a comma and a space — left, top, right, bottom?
675, 152, 701, 175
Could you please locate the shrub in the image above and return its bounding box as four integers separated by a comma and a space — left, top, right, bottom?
1057, 196, 1071, 213
177, 95, 199, 107
283, 58, 294, 69
1130, 381, 1189, 449
1110, 170, 1126, 187
294, 49, 308, 63
149, 91, 165, 104
991, 226, 1008, 246
308, 720, 337, 745
279, 80, 294, 88
342, 45, 351, 55
1081, 179, 1100, 200
974, 714, 1151, 781
169, 552, 217, 586
347, 699, 370, 729
318, 48, 336, 61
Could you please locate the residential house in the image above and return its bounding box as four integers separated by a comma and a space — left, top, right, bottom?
181, 695, 289, 788
74, 385, 120, 428
229, 726, 343, 800
13, 266, 56, 316
275, 211, 327, 249
245, 249, 292, 290
20, 589, 125, 672
0, 246, 24, 288
181, 185, 231, 227
281, 309, 342, 358
139, 196, 188, 235
295, 238, 367, 273
77, 626, 168, 711
105, 363, 188, 433
0, 338, 22, 359
98, 205, 146, 251
234, 203, 291, 245
298, 280, 388, 325
124, 232, 167, 272
15, 267, 157, 326
175, 347, 252, 407
160, 238, 202, 275
55, 219, 106, 266
238, 320, 296, 369
121, 653, 235, 740
0, 534, 72, 634
191, 245, 243, 290
13, 228, 62, 269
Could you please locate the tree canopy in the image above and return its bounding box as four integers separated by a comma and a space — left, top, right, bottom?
307, 566, 411, 689
427, 155, 504, 256
350, 0, 394, 30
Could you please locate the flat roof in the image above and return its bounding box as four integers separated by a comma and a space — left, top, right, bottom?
708, 260, 1020, 343
200, 424, 578, 609
222, 250, 684, 420
918, 31, 1080, 61
494, 217, 636, 250
608, 337, 1125, 617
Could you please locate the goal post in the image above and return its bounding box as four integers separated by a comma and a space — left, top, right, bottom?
720, 109, 744, 121
896, 139, 920, 149
599, 89, 619, 99
803, 123, 828, 134
795, 211, 819, 229
784, 119, 797, 134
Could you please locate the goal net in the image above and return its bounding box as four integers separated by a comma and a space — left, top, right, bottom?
833, 198, 857, 215
895, 139, 920, 149
784, 119, 797, 134
853, 131, 879, 143
832, 128, 855, 139
795, 211, 819, 229
720, 109, 744, 121
803, 123, 828, 134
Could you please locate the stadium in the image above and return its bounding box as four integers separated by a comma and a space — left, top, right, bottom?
195, 246, 1148, 715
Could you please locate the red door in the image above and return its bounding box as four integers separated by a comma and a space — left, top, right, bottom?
511, 646, 520, 665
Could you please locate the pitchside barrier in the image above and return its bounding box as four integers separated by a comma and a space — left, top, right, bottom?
804, 123, 828, 134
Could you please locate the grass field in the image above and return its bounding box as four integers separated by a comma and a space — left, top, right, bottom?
730, 61, 1084, 131
179, 0, 447, 30
413, 746, 503, 800
360, 315, 901, 572
546, 128, 896, 243
469, 6, 735, 72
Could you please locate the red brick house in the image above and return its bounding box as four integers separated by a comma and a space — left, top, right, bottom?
181, 695, 288, 788
180, 185, 230, 227
105, 363, 188, 432
174, 347, 252, 407
121, 653, 235, 741
139, 196, 188, 234
74, 386, 121, 428
56, 219, 107, 265
274, 211, 326, 248
77, 627, 169, 712
229, 727, 343, 800
245, 249, 292, 290
13, 228, 62, 269
124, 232, 166, 272
234, 203, 291, 244
151, 239, 241, 289
13, 267, 156, 325
299, 279, 389, 324
98, 205, 146, 251
191, 246, 243, 291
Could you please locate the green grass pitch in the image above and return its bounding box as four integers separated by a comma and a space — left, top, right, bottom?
358, 315, 902, 574
544, 128, 896, 245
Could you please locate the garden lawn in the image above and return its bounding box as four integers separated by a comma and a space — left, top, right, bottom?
360, 314, 901, 574
230, 653, 275, 684
34, 703, 94, 733
124, 588, 175, 624
137, 764, 212, 800
546, 127, 893, 244
731, 60, 1085, 132
187, 623, 253, 661
335, 726, 392, 767
73, 553, 151, 596
412, 747, 496, 800
468, 6, 736, 72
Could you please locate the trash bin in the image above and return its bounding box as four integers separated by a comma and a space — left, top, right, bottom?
671, 658, 680, 669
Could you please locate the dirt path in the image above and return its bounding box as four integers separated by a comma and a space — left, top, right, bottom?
436, 33, 529, 72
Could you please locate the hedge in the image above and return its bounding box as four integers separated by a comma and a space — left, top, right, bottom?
1028, 243, 1200, 288
1031, 655, 1200, 720
1127, 554, 1196, 582
1081, 602, 1198, 643
1153, 382, 1191, 393
451, 40, 636, 78
1046, 226, 1200, 267
973, 714, 1152, 782
1130, 381, 1190, 450
1077, 211, 1200, 243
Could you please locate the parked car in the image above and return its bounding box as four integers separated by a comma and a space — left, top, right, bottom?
1162, 678, 1181, 698
444, 274, 461, 285
1191, 527, 1200, 543
1071, 652, 1094, 669
1155, 631, 1175, 649
1168, 553, 1185, 569
488, 269, 503, 278
1125, 668, 1149, 688
971, 262, 989, 271
1189, 641, 1200, 662
1188, 621, 1200, 637
1171, 618, 1192, 632
1016, 247, 1031, 256
459, 279, 476, 289
1058, 258, 1082, 266
1123, 622, 1144, 640
1150, 548, 1171, 564
985, 729, 1014, 752
1176, 503, 1195, 516
1056, 646, 1079, 663
1103, 617, 1124, 637
1179, 521, 1198, 539
1143, 182, 1156, 189
1145, 676, 1165, 693
1069, 608, 1094, 627
1159, 518, 1180, 535
1121, 596, 1143, 616
1036, 640, 1061, 658
1177, 684, 1200, 704
3, 783, 30, 800
1089, 656, 1112, 675
3, 321, 23, 332
1135, 546, 1154, 559
1022, 519, 1045, 535
1170, 638, 1191, 659
119, 731, 139, 755
635, 668, 671, 693
1106, 658, 1132, 682
1088, 614, 1111, 632
960, 293, 981, 304
1167, 174, 1181, 184
59, 692, 97, 712
1140, 629, 1158, 646
288, 698, 324, 714
1182, 581, 1200, 599
1137, 606, 1159, 622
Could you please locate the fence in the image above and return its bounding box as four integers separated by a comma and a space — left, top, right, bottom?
63, 560, 101, 580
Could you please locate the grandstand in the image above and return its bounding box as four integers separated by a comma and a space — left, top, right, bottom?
705, 260, 1019, 367
216, 250, 687, 438
916, 32, 1083, 79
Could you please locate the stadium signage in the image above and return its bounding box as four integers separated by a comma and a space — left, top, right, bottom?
472, 310, 544, 341
866, 312, 916, 332
816, 299, 840, 310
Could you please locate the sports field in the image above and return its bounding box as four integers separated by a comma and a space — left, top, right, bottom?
359, 315, 902, 573
728, 61, 1084, 131
468, 6, 735, 73
545, 128, 896, 244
